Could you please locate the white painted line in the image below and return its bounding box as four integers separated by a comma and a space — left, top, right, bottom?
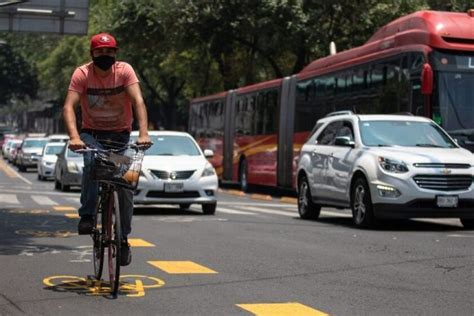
217, 207, 258, 215
65, 197, 81, 204
0, 194, 20, 204
412, 218, 461, 226
320, 210, 351, 218
447, 234, 474, 238
2, 166, 32, 185
241, 206, 296, 217
31, 195, 58, 206
222, 202, 296, 208
0, 188, 79, 197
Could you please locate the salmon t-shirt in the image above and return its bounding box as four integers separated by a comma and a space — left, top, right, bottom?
68, 61, 139, 132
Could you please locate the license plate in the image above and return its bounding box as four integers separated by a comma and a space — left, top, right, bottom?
164, 182, 184, 192
436, 195, 458, 208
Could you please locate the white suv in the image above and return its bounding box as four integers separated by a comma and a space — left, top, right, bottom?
297, 111, 474, 229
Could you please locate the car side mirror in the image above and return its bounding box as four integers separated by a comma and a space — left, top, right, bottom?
203, 149, 214, 158
335, 136, 355, 148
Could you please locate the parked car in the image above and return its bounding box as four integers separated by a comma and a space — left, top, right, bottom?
37, 142, 66, 180
16, 137, 49, 171
47, 134, 69, 143
297, 111, 474, 229
54, 144, 84, 191
130, 131, 218, 214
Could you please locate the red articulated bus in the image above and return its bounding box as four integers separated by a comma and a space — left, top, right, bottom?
188, 10, 474, 192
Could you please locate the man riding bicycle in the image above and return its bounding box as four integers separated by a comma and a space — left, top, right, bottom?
63, 33, 152, 266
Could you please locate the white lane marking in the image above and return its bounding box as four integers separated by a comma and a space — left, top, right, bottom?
65, 197, 81, 204
223, 202, 295, 208
217, 207, 258, 215
240, 206, 296, 217
320, 210, 351, 218
0, 188, 79, 197
2, 166, 33, 185
0, 194, 20, 204
447, 234, 474, 238
31, 195, 58, 206
411, 218, 461, 226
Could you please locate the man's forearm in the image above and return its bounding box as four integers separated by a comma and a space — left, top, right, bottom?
134, 101, 149, 136
63, 106, 80, 139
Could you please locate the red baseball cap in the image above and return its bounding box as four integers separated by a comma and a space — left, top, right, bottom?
90, 33, 118, 50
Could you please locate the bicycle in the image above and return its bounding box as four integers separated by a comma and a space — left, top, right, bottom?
76, 141, 148, 297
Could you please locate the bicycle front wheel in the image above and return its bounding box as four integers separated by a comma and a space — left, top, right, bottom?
107, 190, 122, 297
92, 196, 105, 280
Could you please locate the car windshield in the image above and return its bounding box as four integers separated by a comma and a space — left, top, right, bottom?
359, 120, 456, 148
132, 135, 201, 156
23, 139, 48, 148
45, 145, 65, 155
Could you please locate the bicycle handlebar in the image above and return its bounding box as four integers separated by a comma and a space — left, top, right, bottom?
74, 142, 152, 154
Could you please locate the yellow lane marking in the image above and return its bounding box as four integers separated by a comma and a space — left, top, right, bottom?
250, 194, 272, 201
148, 261, 217, 274
128, 238, 155, 247
226, 190, 246, 197
280, 197, 297, 204
0, 159, 18, 178
53, 206, 76, 212
65, 213, 80, 219
237, 302, 328, 316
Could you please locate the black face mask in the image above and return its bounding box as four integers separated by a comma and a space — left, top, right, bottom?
92, 55, 116, 71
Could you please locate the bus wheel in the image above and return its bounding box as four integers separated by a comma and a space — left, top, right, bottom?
239, 159, 248, 192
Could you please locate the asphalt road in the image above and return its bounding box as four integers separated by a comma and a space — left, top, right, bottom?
0, 159, 473, 315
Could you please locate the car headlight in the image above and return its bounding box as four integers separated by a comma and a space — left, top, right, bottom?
201, 162, 216, 177
378, 157, 408, 173
67, 162, 80, 173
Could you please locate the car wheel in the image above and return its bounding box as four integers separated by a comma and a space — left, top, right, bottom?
38, 174, 43, 181
18, 165, 26, 172
297, 176, 321, 220
351, 177, 375, 228
460, 218, 474, 229
61, 182, 70, 192
239, 159, 248, 192
202, 203, 216, 215
179, 204, 191, 210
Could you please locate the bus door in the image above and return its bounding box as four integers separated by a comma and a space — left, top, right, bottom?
277, 75, 297, 189
223, 90, 236, 181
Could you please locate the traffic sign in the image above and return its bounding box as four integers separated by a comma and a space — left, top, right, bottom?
0, 0, 88, 35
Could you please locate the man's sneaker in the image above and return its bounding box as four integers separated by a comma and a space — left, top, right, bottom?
120, 239, 132, 266
78, 215, 94, 235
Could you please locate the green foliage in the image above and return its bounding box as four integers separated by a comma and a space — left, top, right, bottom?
0, 41, 38, 105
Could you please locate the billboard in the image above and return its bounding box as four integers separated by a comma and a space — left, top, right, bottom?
0, 0, 89, 35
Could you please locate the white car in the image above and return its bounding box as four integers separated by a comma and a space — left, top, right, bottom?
37, 142, 66, 180
131, 131, 218, 214
47, 134, 69, 143
3, 139, 22, 161
297, 111, 474, 229
16, 137, 49, 171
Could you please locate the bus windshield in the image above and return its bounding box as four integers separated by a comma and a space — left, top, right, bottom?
431, 50, 474, 134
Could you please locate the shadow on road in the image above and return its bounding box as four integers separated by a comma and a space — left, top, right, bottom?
0, 208, 79, 256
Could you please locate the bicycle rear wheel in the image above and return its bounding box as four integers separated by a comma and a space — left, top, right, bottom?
107, 190, 121, 297
93, 192, 105, 280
